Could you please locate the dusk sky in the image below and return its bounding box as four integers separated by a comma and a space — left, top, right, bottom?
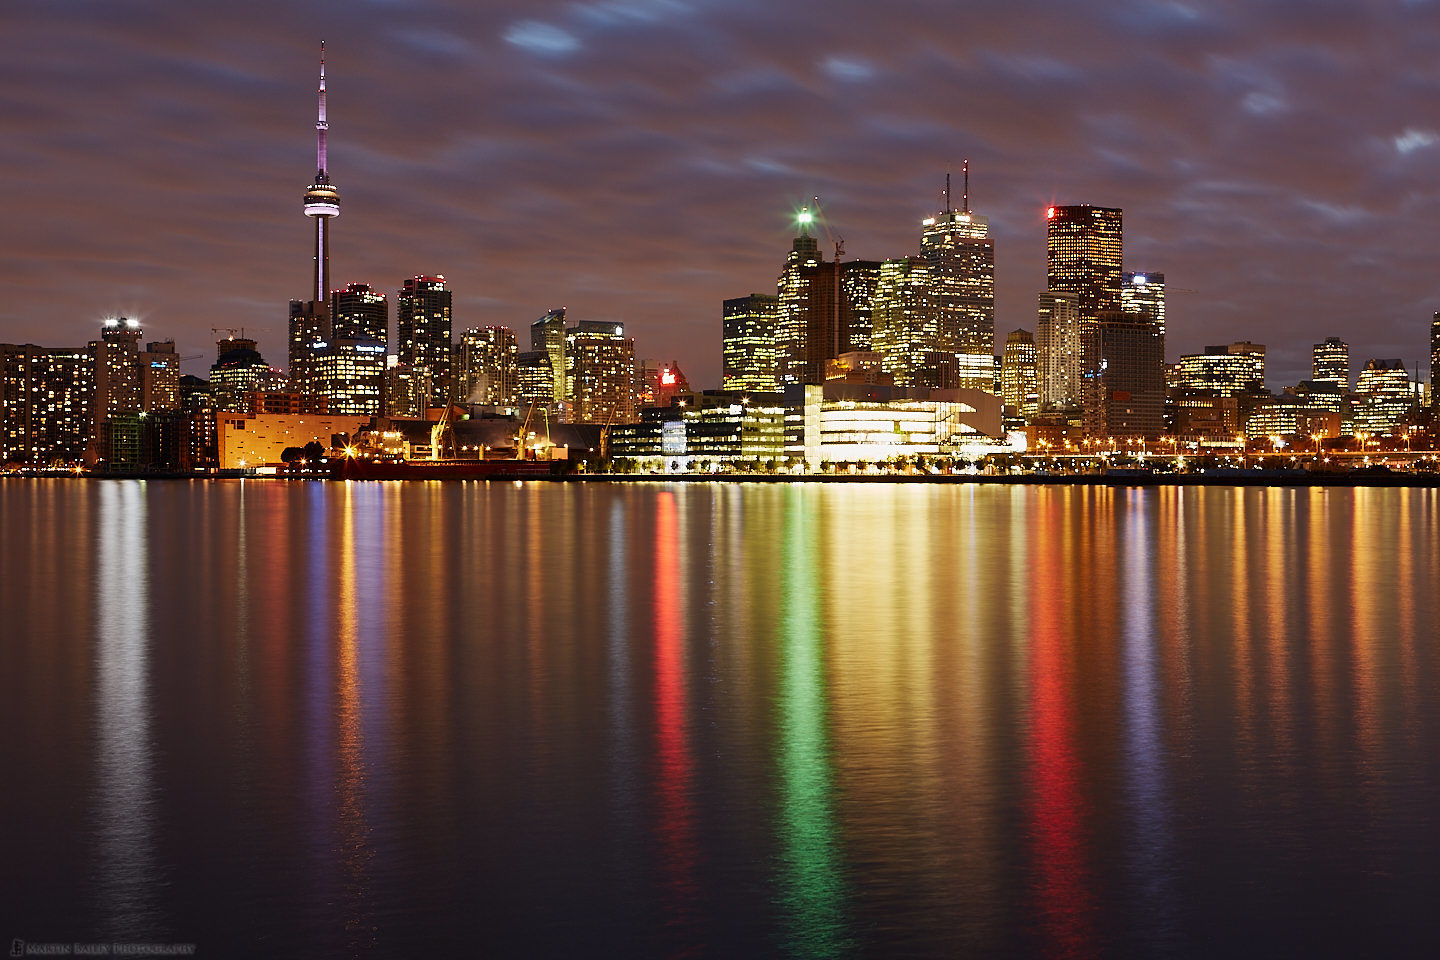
4, 0, 1440, 387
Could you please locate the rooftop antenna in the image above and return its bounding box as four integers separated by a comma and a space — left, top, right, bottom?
962, 157, 970, 214
316, 40, 328, 180
944, 171, 952, 215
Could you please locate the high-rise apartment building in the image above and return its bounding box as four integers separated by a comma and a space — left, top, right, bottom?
312, 337, 386, 415
1313, 337, 1350, 392
459, 326, 519, 406
1, 343, 95, 465
397, 275, 454, 401
140, 341, 180, 412
566, 321, 638, 424
776, 214, 824, 385
210, 339, 280, 412
331, 282, 388, 344
722, 293, 780, 392
92, 318, 144, 434
1001, 329, 1039, 417
1047, 205, 1123, 323
1121, 272, 1166, 341
1035, 291, 1084, 410
384, 361, 431, 418
515, 351, 555, 412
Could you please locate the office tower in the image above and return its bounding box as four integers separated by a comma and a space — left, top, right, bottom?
1001, 329, 1039, 417
776, 210, 824, 384
292, 45, 340, 392
1082, 312, 1165, 438
1173, 342, 1266, 395
1430, 319, 1440, 406
530, 308, 567, 402
840, 261, 882, 350
92, 318, 144, 433
331, 282, 388, 344
1047, 204, 1123, 323
1, 343, 95, 464
210, 340, 275, 412
384, 361, 431, 418
566, 320, 638, 424
723, 293, 780, 391
1354, 359, 1413, 435
312, 338, 386, 415
1035, 291, 1084, 410
637, 359, 689, 408
919, 164, 995, 389
397, 276, 454, 400
140, 341, 180, 412
1313, 337, 1350, 392
1121, 272, 1166, 341
459, 326, 519, 405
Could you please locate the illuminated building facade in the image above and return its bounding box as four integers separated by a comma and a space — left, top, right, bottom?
312, 337, 386, 415
637, 359, 689, 408
530, 308, 567, 402
0, 343, 95, 465
288, 298, 328, 393
1313, 337, 1350, 392
216, 412, 368, 469
609, 392, 787, 468
1081, 312, 1165, 439
918, 173, 995, 390
1001, 328, 1039, 417
331, 282, 388, 344
785, 381, 1003, 467
722, 293, 780, 391
566, 321, 638, 424
459, 326, 519, 406
1046, 204, 1123, 323
210, 340, 278, 412
1035, 291, 1084, 410
1121, 272, 1166, 340
1431, 318, 1440, 406
515, 351, 556, 412
840, 261, 881, 351
1353, 358, 1414, 435
1174, 342, 1266, 395
397, 276, 454, 401
140, 341, 180, 412
92, 318, 143, 432
776, 217, 824, 384
384, 361, 431, 418
292, 47, 341, 394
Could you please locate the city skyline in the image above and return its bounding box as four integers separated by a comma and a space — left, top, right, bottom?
5, 2, 1440, 388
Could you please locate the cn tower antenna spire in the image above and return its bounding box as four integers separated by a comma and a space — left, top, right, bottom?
962, 157, 969, 214
316, 41, 328, 181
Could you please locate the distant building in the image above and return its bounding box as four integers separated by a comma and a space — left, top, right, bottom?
722, 293, 780, 391
775, 216, 824, 385
331, 282, 389, 344
459, 326, 519, 406
1036, 291, 1084, 411
566, 320, 638, 424
0, 342, 94, 465
1047, 204, 1123, 323
92, 318, 143, 433
210, 339, 279, 412
1313, 337, 1350, 392
384, 361, 431, 419
1081, 313, 1165, 439
1001, 329, 1039, 418
1173, 342, 1266, 395
530, 308, 568, 403
609, 392, 788, 469
785, 382, 1003, 467
216, 412, 368, 469
287, 298, 329, 393
1121, 272, 1166, 341
515, 351, 556, 414
140, 341, 180, 413
637, 359, 690, 408
397, 276, 453, 401
312, 337, 386, 415
1353, 359, 1414, 436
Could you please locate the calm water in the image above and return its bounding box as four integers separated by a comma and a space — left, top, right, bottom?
3, 479, 1440, 958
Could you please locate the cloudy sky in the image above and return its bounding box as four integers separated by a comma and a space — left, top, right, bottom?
4, 0, 1440, 387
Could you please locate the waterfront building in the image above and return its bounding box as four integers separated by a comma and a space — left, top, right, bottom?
331, 282, 388, 344
1313, 337, 1349, 392
530, 308, 568, 402
1081, 312, 1165, 439
92, 318, 143, 433
609, 392, 787, 470
722, 293, 780, 391
1121, 272, 1166, 341
140, 341, 180, 413
1246, 395, 1342, 439
1001, 329, 1039, 417
397, 276, 454, 401
178, 374, 217, 468
384, 361, 431, 418
566, 320, 638, 424
1035, 291, 1084, 411
312, 337, 386, 415
1173, 342, 1266, 395
1047, 204, 1123, 323
784, 381, 1003, 468
459, 326, 519, 406
216, 411, 368, 469
0, 343, 95, 465
1353, 359, 1414, 436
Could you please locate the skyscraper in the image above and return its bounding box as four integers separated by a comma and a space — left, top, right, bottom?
530, 308, 567, 403
1035, 291, 1083, 410
566, 321, 638, 424
140, 341, 180, 412
397, 276, 454, 401
919, 165, 995, 389
459, 326, 519, 405
722, 293, 780, 392
1001, 329, 1038, 417
332, 282, 388, 344
1, 343, 94, 465
1047, 205, 1123, 323
1121, 272, 1166, 341
1081, 313, 1165, 439
291, 44, 339, 392
776, 211, 823, 385
92, 318, 143, 433
1313, 337, 1350, 392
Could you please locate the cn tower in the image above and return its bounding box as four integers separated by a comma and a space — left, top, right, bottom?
303, 41, 339, 304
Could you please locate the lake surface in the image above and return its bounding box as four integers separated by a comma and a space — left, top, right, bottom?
3, 479, 1440, 958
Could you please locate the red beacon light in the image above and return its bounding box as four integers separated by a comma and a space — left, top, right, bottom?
1046, 206, 1056, 219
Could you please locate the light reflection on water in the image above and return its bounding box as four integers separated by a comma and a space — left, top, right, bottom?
3, 480, 1440, 958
